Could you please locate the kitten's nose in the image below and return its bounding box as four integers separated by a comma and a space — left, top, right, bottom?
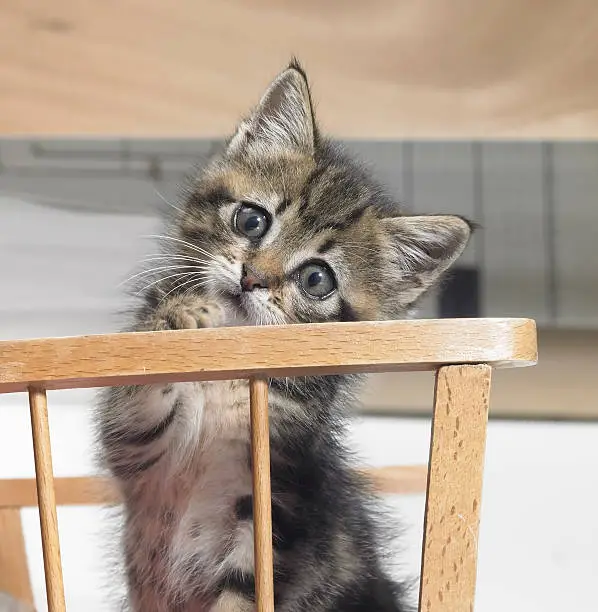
241, 264, 269, 292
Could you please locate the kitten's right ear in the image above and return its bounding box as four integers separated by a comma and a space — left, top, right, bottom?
226, 61, 316, 156
382, 214, 473, 302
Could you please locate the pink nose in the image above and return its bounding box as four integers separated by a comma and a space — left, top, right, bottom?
241, 265, 268, 292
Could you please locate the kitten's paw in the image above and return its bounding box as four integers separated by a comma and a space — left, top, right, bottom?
151, 296, 226, 331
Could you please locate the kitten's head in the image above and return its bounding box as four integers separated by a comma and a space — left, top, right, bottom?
156, 61, 472, 325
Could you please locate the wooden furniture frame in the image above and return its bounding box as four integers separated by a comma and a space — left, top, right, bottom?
0, 467, 429, 611
0, 318, 537, 612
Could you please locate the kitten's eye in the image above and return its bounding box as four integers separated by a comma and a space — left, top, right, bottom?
234, 205, 270, 239
298, 262, 336, 299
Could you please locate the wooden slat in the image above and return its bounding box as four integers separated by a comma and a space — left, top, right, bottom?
28, 388, 66, 612
0, 466, 429, 509
0, 508, 34, 606
0, 319, 537, 394
419, 365, 492, 612
0, 476, 119, 508
249, 378, 274, 612
368, 465, 430, 496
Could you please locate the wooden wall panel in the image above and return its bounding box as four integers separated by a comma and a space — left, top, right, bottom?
1, 1, 598, 137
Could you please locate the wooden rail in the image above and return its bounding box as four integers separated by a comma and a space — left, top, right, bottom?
0, 467, 428, 610
0, 467, 429, 509
0, 318, 538, 612
0, 319, 536, 394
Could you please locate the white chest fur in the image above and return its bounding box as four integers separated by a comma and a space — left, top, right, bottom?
126, 380, 255, 598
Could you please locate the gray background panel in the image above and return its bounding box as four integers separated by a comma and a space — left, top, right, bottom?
1, 138, 597, 329
411, 142, 478, 267
481, 143, 549, 324
552, 143, 598, 328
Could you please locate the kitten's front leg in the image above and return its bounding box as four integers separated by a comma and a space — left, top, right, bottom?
98, 293, 225, 480
138, 292, 226, 333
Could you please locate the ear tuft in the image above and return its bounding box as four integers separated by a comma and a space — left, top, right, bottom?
383, 214, 472, 278
227, 62, 316, 156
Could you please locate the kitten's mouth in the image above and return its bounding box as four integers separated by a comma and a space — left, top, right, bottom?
221, 288, 282, 326
211, 271, 285, 326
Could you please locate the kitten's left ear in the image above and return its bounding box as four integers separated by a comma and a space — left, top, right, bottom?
382, 214, 473, 288
226, 62, 316, 156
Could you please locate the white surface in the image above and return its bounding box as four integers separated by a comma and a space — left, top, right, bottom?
1, 196, 597, 610
1, 404, 597, 612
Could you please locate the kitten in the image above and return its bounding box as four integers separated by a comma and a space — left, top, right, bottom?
96, 61, 472, 611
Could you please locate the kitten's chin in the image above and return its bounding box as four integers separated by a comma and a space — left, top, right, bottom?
209, 282, 286, 326
230, 292, 285, 327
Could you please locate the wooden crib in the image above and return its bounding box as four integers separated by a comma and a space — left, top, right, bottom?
0, 318, 537, 612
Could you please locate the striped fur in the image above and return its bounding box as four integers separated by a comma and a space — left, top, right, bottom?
96, 60, 471, 611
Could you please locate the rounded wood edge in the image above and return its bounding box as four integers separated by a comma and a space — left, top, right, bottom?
506, 318, 538, 367
0, 318, 539, 394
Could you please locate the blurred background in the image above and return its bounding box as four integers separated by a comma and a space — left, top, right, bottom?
1, 1, 597, 611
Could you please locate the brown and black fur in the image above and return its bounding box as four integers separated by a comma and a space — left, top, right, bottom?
96, 60, 472, 611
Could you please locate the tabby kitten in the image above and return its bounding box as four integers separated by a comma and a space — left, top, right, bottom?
96, 61, 472, 611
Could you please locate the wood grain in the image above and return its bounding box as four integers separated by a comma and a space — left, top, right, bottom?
249, 378, 274, 612
0, 508, 34, 605
28, 388, 65, 612
419, 365, 492, 612
367, 465, 430, 496
0, 466, 428, 509
0, 318, 537, 394
0, 468, 426, 609
1, 1, 598, 137
0, 476, 119, 508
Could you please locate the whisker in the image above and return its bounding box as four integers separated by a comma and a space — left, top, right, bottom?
135, 271, 202, 296
118, 265, 208, 288
153, 188, 186, 216
140, 254, 208, 266
144, 234, 216, 259
179, 278, 215, 301
135, 262, 213, 277
158, 274, 208, 305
